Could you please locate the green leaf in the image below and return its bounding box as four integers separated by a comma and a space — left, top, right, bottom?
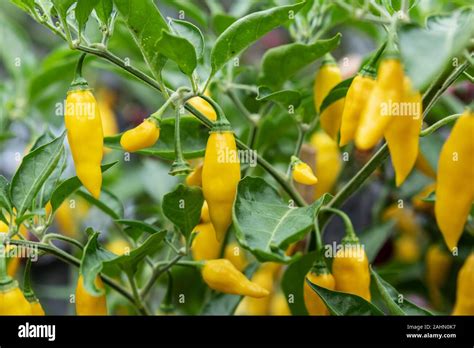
76, 189, 124, 219
319, 77, 353, 114
359, 221, 395, 263
51, 0, 76, 19
371, 267, 433, 315
233, 177, 329, 263
104, 116, 208, 160
211, 1, 305, 75
169, 19, 204, 59
282, 251, 317, 315
75, 0, 99, 33
212, 13, 237, 35
10, 132, 65, 216
200, 263, 259, 315
307, 280, 384, 316
9, 0, 35, 13
161, 0, 207, 27
398, 8, 474, 91
162, 184, 203, 240
38, 150, 67, 208
156, 30, 197, 76
95, 0, 113, 24
114, 219, 163, 235
256, 87, 301, 108
113, 0, 168, 79
0, 176, 12, 214
50, 162, 117, 212
260, 34, 341, 88
30, 131, 56, 152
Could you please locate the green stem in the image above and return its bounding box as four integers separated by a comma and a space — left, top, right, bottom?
127, 273, 150, 316
420, 114, 462, 137
169, 105, 191, 176
22, 259, 36, 299
43, 233, 84, 250
140, 254, 183, 299
286, 125, 306, 178
227, 90, 255, 125
320, 207, 357, 241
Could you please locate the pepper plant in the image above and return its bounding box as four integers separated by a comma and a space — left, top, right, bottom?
0, 0, 473, 316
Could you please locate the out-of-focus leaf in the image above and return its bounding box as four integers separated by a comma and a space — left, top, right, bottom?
77, 189, 124, 219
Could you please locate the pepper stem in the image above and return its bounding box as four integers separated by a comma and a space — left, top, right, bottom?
199, 94, 232, 132
320, 207, 359, 244
22, 258, 38, 301
69, 53, 89, 91
310, 216, 330, 275
360, 41, 387, 77
159, 271, 175, 314
169, 101, 191, 176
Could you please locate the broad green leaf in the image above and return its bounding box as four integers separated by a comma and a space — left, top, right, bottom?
200, 263, 258, 315
256, 87, 301, 108
104, 116, 208, 160
0, 176, 12, 214
51, 0, 76, 19
398, 8, 474, 91
156, 30, 197, 76
113, 0, 168, 79
212, 13, 237, 35
162, 184, 203, 240
307, 280, 384, 316
319, 77, 353, 114
50, 162, 117, 212
77, 189, 124, 219
233, 177, 329, 263
95, 0, 113, 24
114, 219, 163, 235
169, 19, 204, 59
30, 131, 55, 152
371, 267, 433, 315
359, 221, 395, 262
281, 251, 317, 315
10, 132, 65, 216
260, 34, 341, 88
38, 150, 67, 208
75, 0, 99, 32
211, 2, 305, 75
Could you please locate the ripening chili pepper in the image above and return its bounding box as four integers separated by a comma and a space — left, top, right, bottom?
186, 162, 203, 187
202, 259, 269, 298
224, 242, 247, 272
310, 131, 342, 199
291, 157, 318, 185
304, 262, 336, 315
50, 201, 79, 239
314, 54, 344, 140
200, 200, 211, 223
237, 263, 275, 315
355, 53, 404, 150
65, 54, 103, 199
425, 244, 452, 309
452, 253, 474, 315
384, 77, 423, 186
0, 281, 32, 315
106, 239, 130, 256
412, 182, 436, 212
188, 97, 217, 121
332, 233, 371, 301
75, 274, 107, 315
435, 109, 474, 251
192, 222, 222, 261
382, 204, 421, 238
98, 89, 119, 154
120, 118, 160, 152
202, 98, 240, 242
394, 235, 420, 264
339, 72, 376, 146
270, 292, 291, 316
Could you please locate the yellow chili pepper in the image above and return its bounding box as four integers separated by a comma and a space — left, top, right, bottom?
310, 131, 342, 199
435, 109, 474, 251
185, 162, 203, 187
106, 239, 130, 256
65, 55, 103, 199
201, 259, 269, 298
75, 274, 107, 315
28, 300, 45, 316
314, 54, 344, 140
382, 204, 421, 238
355, 57, 404, 150
238, 264, 275, 315
304, 268, 336, 315
202, 105, 240, 241
332, 239, 371, 301
384, 77, 423, 186
339, 73, 376, 146
52, 201, 79, 239
394, 235, 420, 264
200, 200, 211, 223
0, 281, 32, 315
425, 244, 452, 309
224, 242, 247, 271
452, 253, 474, 315
120, 118, 160, 152
292, 158, 318, 185
270, 292, 291, 316
98, 89, 119, 154
188, 97, 217, 121
192, 222, 222, 261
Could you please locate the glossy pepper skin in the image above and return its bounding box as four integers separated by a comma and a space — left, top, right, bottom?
355, 58, 404, 150
75, 275, 107, 315
224, 242, 247, 271
314, 56, 344, 140
202, 259, 269, 298
332, 243, 371, 301
65, 89, 104, 199
292, 161, 318, 185
270, 292, 291, 316
202, 131, 240, 241
304, 270, 335, 315
435, 110, 474, 251
0, 282, 32, 315
339, 74, 376, 146
384, 77, 423, 186
453, 253, 474, 315
310, 132, 342, 199
28, 299, 45, 316
188, 97, 217, 121
192, 222, 221, 261
120, 118, 160, 153
185, 162, 203, 187
425, 244, 452, 309
239, 264, 274, 315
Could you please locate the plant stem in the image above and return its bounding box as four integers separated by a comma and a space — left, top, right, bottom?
420, 114, 462, 137
42, 233, 84, 250
127, 273, 150, 315
140, 254, 183, 298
